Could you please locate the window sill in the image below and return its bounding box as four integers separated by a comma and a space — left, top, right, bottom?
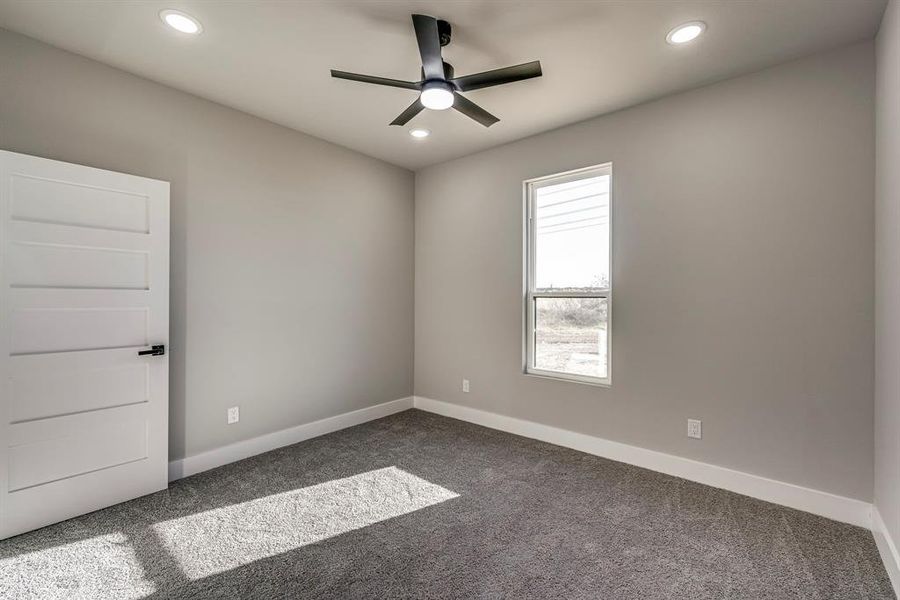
524, 369, 611, 388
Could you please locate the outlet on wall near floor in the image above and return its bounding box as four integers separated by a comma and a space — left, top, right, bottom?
687, 419, 702, 439
462, 378, 470, 393
227, 406, 240, 425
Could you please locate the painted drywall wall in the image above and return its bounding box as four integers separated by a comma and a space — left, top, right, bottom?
415, 42, 875, 501
0, 29, 415, 462
876, 0, 900, 554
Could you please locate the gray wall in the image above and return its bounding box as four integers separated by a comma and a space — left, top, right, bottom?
0, 29, 415, 461
0, 26, 880, 503
876, 0, 900, 545
415, 42, 875, 501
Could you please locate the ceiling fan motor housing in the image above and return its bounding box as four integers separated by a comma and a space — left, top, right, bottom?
421, 62, 455, 81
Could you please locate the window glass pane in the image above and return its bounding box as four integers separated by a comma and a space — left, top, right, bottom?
534, 175, 609, 291
534, 297, 608, 379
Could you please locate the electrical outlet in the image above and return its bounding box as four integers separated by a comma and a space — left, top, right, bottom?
687, 419, 702, 439
462, 379, 470, 393
227, 406, 240, 425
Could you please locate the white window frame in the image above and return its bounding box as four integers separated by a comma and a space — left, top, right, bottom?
523, 162, 612, 387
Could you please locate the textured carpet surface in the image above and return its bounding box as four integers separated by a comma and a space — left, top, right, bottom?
0, 409, 893, 599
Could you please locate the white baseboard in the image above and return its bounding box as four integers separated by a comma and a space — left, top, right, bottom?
165, 394, 888, 577
413, 396, 872, 529
168, 396, 414, 481
873, 506, 900, 596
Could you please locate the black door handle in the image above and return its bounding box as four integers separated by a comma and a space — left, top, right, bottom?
138, 344, 165, 357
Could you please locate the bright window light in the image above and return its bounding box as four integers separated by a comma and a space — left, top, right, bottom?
666, 21, 706, 45
160, 9, 203, 34
0, 532, 155, 599
153, 467, 458, 580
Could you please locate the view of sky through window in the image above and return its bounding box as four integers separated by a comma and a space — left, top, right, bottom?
534, 175, 610, 291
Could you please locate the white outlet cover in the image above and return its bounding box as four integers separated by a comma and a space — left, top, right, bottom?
462, 379, 470, 393
227, 406, 240, 424
687, 419, 702, 439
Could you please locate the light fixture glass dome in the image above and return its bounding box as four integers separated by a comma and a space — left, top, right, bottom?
420, 82, 454, 110
666, 21, 706, 45
160, 9, 203, 34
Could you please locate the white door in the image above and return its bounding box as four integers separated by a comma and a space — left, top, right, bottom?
0, 150, 169, 539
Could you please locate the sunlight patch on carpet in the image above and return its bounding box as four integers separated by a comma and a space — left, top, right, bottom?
152, 466, 458, 579
0, 532, 155, 600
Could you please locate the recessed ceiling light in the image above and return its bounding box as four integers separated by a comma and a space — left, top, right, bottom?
409, 128, 431, 139
160, 9, 202, 34
666, 21, 706, 45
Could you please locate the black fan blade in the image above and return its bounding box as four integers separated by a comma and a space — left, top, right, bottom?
331, 70, 421, 90
451, 61, 542, 92
412, 14, 444, 80
390, 98, 425, 126
452, 93, 499, 127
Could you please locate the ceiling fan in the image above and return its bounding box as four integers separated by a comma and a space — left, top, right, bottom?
330, 14, 542, 128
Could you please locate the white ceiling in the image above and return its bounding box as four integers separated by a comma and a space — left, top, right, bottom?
0, 0, 887, 170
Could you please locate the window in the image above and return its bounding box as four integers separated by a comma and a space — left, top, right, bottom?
524, 164, 611, 386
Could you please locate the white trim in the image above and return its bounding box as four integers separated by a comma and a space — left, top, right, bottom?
413, 396, 872, 528
873, 506, 900, 596
168, 397, 414, 481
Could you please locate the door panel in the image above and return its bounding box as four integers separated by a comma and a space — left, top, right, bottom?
10, 172, 150, 233
9, 242, 149, 290
0, 150, 169, 539
8, 407, 148, 491
10, 349, 149, 423
10, 307, 149, 354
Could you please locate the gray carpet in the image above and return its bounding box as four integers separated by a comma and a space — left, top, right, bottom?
0, 409, 893, 599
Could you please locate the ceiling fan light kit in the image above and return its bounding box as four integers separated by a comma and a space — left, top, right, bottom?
331, 14, 543, 128
420, 81, 455, 110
